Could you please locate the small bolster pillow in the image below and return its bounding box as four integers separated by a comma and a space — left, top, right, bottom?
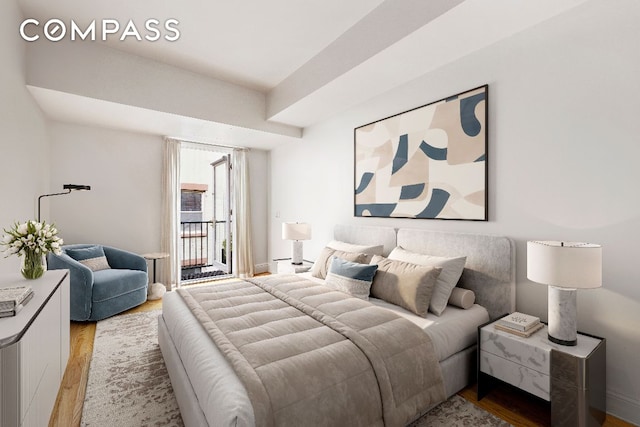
448, 287, 475, 309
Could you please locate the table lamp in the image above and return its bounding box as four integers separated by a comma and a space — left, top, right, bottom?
527, 240, 602, 346
282, 222, 311, 265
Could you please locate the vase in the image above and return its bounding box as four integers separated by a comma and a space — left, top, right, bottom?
21, 249, 47, 280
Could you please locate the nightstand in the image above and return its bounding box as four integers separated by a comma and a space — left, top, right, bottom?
478, 316, 606, 426
276, 259, 313, 274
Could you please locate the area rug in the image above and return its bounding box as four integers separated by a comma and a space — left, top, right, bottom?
82, 310, 511, 427
81, 310, 183, 426
409, 395, 511, 426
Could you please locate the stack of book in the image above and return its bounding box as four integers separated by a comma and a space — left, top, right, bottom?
495, 312, 544, 337
0, 286, 34, 318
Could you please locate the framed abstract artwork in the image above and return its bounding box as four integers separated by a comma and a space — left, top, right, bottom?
354, 85, 488, 221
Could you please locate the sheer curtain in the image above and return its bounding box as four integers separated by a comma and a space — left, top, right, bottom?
232, 148, 254, 278
160, 138, 181, 289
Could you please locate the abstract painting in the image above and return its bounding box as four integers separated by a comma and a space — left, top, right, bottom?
354, 85, 488, 220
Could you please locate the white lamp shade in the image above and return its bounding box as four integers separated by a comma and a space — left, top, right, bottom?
527, 241, 602, 289
282, 222, 312, 241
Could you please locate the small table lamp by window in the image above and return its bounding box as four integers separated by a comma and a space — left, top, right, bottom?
282, 222, 311, 265
527, 241, 602, 346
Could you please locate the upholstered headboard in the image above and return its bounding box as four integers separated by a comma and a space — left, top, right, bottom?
333, 225, 515, 320
396, 228, 515, 320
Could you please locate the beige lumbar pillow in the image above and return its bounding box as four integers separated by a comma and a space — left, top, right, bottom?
388, 246, 466, 316
369, 255, 441, 318
79, 256, 111, 272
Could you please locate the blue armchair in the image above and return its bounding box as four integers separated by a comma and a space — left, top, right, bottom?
48, 244, 148, 321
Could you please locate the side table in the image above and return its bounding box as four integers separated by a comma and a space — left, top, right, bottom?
275, 259, 313, 274
142, 252, 169, 300
478, 316, 606, 426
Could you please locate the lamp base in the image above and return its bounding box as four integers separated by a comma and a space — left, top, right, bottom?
547, 334, 577, 346
291, 240, 303, 265
548, 286, 578, 346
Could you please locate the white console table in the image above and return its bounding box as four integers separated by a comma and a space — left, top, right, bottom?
0, 270, 70, 427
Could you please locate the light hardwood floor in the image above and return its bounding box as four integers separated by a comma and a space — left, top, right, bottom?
49, 297, 634, 427
49, 298, 163, 427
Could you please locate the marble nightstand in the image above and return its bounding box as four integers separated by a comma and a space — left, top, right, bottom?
276, 259, 313, 274
478, 316, 606, 426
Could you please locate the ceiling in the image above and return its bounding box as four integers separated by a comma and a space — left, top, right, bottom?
19, 0, 589, 149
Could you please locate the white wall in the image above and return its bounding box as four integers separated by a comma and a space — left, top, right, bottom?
47, 123, 270, 273
0, 1, 51, 276
269, 0, 640, 423
47, 123, 163, 255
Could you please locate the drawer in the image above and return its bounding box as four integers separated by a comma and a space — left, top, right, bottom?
480, 350, 550, 400
480, 326, 550, 375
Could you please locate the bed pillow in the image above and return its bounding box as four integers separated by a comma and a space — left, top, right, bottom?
448, 287, 475, 309
369, 255, 441, 317
66, 245, 111, 271
326, 240, 384, 262
325, 257, 378, 300
310, 247, 368, 279
388, 246, 466, 316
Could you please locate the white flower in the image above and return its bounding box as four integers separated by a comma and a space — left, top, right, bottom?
17, 223, 28, 235
1, 220, 64, 259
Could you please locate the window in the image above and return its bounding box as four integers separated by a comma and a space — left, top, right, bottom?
181, 191, 202, 212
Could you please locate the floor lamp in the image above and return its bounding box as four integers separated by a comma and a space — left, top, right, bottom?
38, 184, 91, 222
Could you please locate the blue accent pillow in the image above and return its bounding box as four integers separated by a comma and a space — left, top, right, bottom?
325, 257, 378, 300
66, 246, 111, 271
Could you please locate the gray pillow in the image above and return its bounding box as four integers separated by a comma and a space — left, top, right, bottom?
369, 255, 441, 318
311, 247, 367, 279
325, 257, 378, 300
388, 246, 466, 316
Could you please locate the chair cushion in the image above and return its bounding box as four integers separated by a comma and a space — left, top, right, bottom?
92, 269, 148, 302
66, 245, 111, 271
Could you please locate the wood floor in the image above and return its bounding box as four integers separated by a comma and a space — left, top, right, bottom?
49, 297, 634, 427
48, 298, 163, 427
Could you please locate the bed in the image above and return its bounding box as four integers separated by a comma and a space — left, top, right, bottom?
159, 225, 515, 427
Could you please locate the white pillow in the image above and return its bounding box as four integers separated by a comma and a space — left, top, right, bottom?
388, 246, 466, 316
310, 247, 368, 279
326, 240, 384, 257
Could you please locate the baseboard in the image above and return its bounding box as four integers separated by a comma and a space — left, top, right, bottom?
254, 263, 270, 274
607, 389, 640, 425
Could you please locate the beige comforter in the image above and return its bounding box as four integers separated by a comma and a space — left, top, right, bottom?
177, 275, 445, 427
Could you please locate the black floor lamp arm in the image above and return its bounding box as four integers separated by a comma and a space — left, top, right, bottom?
37, 189, 71, 222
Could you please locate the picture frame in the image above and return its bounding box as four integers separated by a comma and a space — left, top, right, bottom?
354, 85, 488, 221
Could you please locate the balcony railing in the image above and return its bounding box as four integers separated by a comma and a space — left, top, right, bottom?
180, 220, 230, 281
